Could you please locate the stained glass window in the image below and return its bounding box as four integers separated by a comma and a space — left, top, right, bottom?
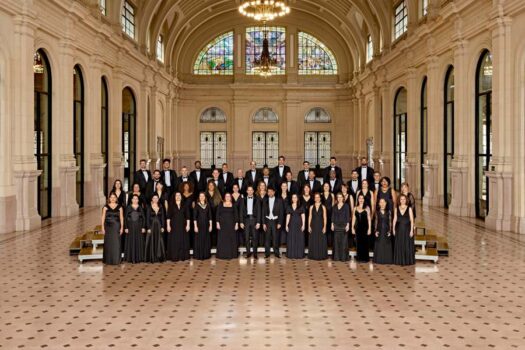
253, 108, 278, 123
298, 32, 337, 75
194, 32, 234, 75
246, 26, 286, 75
200, 107, 226, 123
305, 108, 331, 123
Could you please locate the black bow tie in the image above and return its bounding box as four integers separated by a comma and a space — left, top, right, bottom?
248, 197, 253, 199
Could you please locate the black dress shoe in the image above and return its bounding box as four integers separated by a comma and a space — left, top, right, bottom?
247, 253, 252, 258
253, 253, 258, 259
265, 254, 270, 258
275, 253, 281, 258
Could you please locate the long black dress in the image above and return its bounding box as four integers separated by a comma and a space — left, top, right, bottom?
301, 195, 313, 248
115, 190, 127, 254
322, 193, 334, 248
206, 193, 220, 248
373, 210, 393, 264
376, 188, 394, 213
182, 194, 194, 249
257, 194, 267, 247
354, 208, 370, 262
216, 203, 239, 259
394, 207, 415, 266
332, 203, 349, 262
124, 205, 145, 263
308, 204, 328, 260
232, 194, 244, 247
167, 203, 190, 261
127, 192, 146, 207
145, 205, 167, 263
286, 205, 305, 259
193, 204, 212, 260
103, 204, 122, 265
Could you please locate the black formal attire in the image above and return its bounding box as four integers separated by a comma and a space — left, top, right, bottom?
297, 170, 311, 189
103, 204, 122, 265
182, 194, 194, 250
146, 179, 163, 201
394, 208, 415, 266
167, 203, 190, 262
374, 210, 393, 264
272, 165, 291, 184
206, 193, 221, 248
327, 178, 342, 194
283, 180, 300, 196
286, 205, 305, 259
114, 190, 126, 208
124, 205, 145, 263
221, 172, 235, 194
322, 193, 334, 248
355, 166, 375, 187
189, 170, 207, 194
216, 203, 239, 259
210, 178, 225, 196
262, 196, 284, 257
135, 169, 152, 192
347, 180, 361, 202
332, 203, 350, 262
161, 169, 178, 197
256, 194, 267, 247
245, 170, 262, 189
145, 205, 166, 263
372, 182, 381, 193
308, 204, 328, 260
242, 195, 261, 256
234, 177, 248, 196
405, 192, 417, 219
301, 195, 314, 247
177, 175, 191, 191
376, 188, 395, 213
260, 175, 276, 190
193, 203, 212, 260
306, 179, 322, 194
354, 208, 370, 262
127, 192, 147, 208
232, 194, 244, 247
323, 165, 343, 183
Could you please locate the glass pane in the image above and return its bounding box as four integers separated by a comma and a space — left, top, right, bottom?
446, 68, 455, 102
298, 32, 338, 75
446, 102, 454, 154
478, 95, 487, 154
252, 132, 266, 167
253, 107, 278, 123
266, 132, 279, 167
422, 108, 428, 153
304, 132, 317, 165
200, 132, 214, 169
395, 88, 407, 115
194, 32, 234, 75
305, 108, 331, 123
200, 107, 227, 123
318, 132, 331, 167
478, 52, 493, 93
246, 26, 286, 75
214, 132, 227, 167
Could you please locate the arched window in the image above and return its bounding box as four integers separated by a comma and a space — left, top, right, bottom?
475, 50, 493, 218
122, 87, 136, 191
101, 77, 109, 196
246, 26, 286, 75
194, 32, 234, 75
73, 65, 85, 207
253, 107, 278, 123
34, 49, 52, 219
298, 32, 338, 75
444, 66, 455, 208
394, 87, 407, 190
420, 77, 427, 198
305, 107, 331, 123
200, 107, 227, 123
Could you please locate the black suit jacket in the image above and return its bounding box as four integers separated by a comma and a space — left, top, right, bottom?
282, 180, 300, 196
260, 176, 277, 190
327, 178, 342, 194
272, 165, 291, 184
306, 179, 322, 194
245, 170, 262, 188
355, 166, 375, 186
347, 180, 361, 201
160, 170, 178, 195
262, 196, 285, 226
134, 169, 152, 192
234, 177, 249, 196
220, 172, 234, 193
323, 166, 343, 183
211, 178, 225, 196
189, 170, 207, 193
242, 196, 262, 225
297, 170, 311, 188
146, 179, 163, 201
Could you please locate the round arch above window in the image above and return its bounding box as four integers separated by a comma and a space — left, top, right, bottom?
200, 107, 227, 123
305, 107, 331, 123
253, 107, 278, 123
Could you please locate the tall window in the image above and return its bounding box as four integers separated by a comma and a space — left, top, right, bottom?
101, 78, 109, 197
200, 132, 227, 169
246, 26, 286, 75
121, 1, 135, 39
253, 132, 279, 168
394, 1, 408, 40
34, 50, 52, 219
156, 35, 164, 62
394, 87, 408, 190
253, 107, 278, 123
420, 77, 428, 199
297, 32, 338, 75
99, 0, 106, 16
421, 0, 429, 17
73, 65, 85, 207
305, 132, 331, 168
475, 50, 493, 218
194, 32, 234, 75
444, 66, 455, 208
122, 87, 136, 191
366, 35, 373, 63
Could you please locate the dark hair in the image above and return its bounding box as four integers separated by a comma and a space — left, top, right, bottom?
130, 194, 140, 202
380, 176, 391, 187
303, 161, 310, 165
246, 185, 254, 191
112, 179, 123, 192
278, 155, 285, 160
140, 159, 147, 163
222, 163, 228, 167
195, 160, 201, 165
330, 156, 337, 160
153, 169, 161, 175
352, 170, 358, 174
163, 158, 171, 163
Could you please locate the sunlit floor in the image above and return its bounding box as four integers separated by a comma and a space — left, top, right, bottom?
1, 206, 524, 350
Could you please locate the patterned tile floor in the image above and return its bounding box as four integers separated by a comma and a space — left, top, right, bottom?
1, 206, 524, 349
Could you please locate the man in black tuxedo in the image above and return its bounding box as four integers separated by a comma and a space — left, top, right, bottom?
240, 185, 261, 258
297, 161, 311, 188
221, 163, 234, 193
327, 169, 342, 194
306, 170, 322, 193
262, 186, 284, 258
189, 160, 207, 194
161, 159, 178, 198
177, 166, 191, 191
234, 168, 248, 196
210, 168, 225, 195
347, 170, 361, 202
134, 159, 152, 192
272, 156, 291, 185
146, 169, 163, 200
372, 171, 382, 192
283, 171, 299, 195
355, 157, 375, 187
260, 166, 276, 189
323, 157, 343, 183
245, 161, 261, 188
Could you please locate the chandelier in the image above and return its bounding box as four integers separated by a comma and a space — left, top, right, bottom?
239, 0, 291, 22
251, 26, 279, 77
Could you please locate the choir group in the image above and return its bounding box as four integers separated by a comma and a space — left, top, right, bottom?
101, 156, 417, 266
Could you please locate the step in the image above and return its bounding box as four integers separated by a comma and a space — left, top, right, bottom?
78, 247, 104, 262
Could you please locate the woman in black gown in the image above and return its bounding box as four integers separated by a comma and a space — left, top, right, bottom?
216, 193, 239, 259
193, 192, 212, 260
375, 177, 397, 214
373, 198, 393, 264
341, 184, 354, 248
301, 184, 313, 249
331, 193, 350, 262
356, 180, 374, 211
279, 182, 290, 245
101, 192, 124, 265
400, 182, 417, 220
124, 194, 145, 263
181, 182, 195, 249
393, 194, 415, 266
322, 182, 335, 249
166, 192, 191, 262
352, 193, 372, 262
127, 183, 146, 207
308, 192, 327, 260
111, 180, 127, 208
285, 194, 306, 259
206, 181, 222, 249
145, 194, 167, 263
154, 181, 170, 211
231, 183, 244, 248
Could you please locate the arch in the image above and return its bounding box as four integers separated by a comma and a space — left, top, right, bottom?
253, 107, 278, 123
193, 31, 234, 75
393, 87, 407, 190
305, 107, 331, 123
297, 32, 338, 75
73, 64, 85, 208
122, 87, 137, 191
443, 65, 455, 208
200, 107, 227, 123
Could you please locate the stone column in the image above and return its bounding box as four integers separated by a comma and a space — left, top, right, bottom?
405, 67, 419, 194
110, 66, 124, 189
379, 80, 391, 178
283, 98, 302, 170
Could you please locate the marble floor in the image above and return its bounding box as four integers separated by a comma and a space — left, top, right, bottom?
0, 206, 524, 350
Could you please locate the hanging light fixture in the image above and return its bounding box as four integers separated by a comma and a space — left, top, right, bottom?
252, 25, 279, 77
33, 52, 44, 74
239, 0, 291, 22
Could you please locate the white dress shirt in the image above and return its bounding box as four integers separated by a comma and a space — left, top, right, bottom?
164, 170, 171, 187
223, 173, 228, 183
330, 179, 336, 191
247, 197, 254, 215
142, 170, 149, 182
351, 180, 358, 193
309, 180, 315, 189
303, 171, 309, 180
279, 166, 284, 177
361, 167, 367, 182
267, 196, 277, 220
196, 170, 201, 182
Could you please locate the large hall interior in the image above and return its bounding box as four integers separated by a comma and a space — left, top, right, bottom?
1, 0, 525, 349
